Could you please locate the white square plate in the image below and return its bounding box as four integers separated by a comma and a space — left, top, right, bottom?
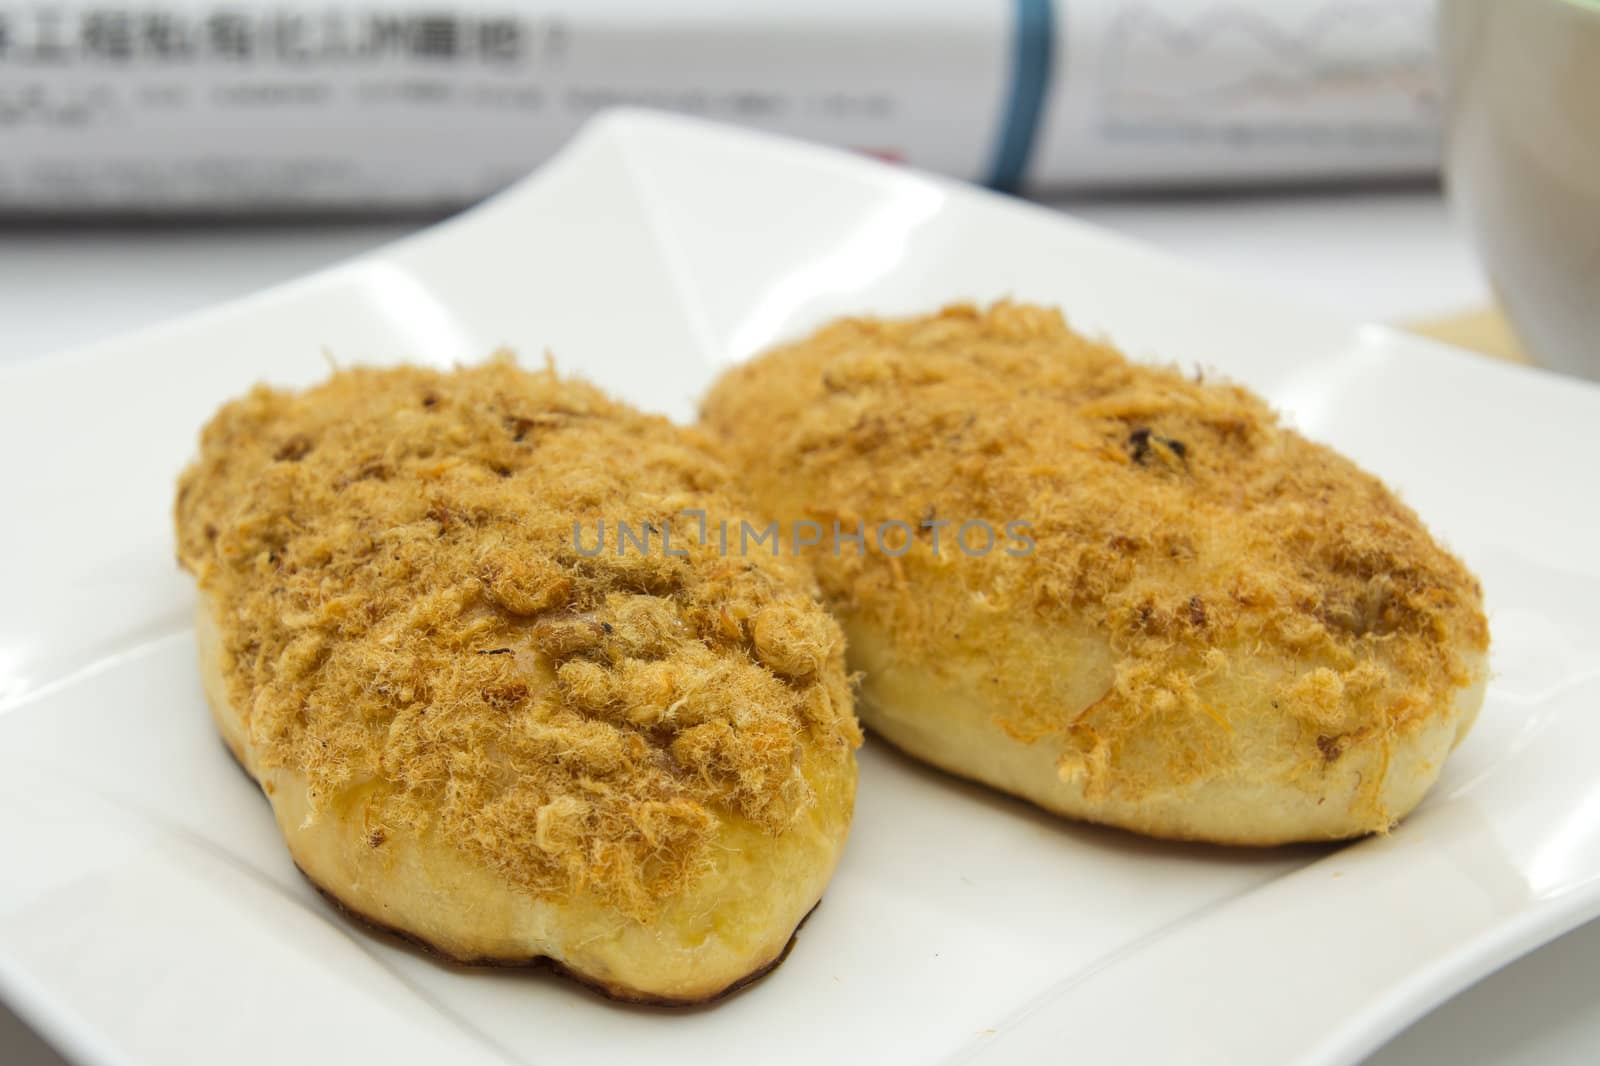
2, 112, 1598, 1066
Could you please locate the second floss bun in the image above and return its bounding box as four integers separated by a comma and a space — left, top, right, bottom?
702, 302, 1488, 844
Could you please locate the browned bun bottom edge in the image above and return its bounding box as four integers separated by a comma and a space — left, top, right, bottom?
219, 737, 812, 1006
299, 860, 814, 1007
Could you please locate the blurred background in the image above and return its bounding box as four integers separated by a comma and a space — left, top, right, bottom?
0, 0, 1517, 358
0, 0, 1446, 210
1, 0, 1594, 1062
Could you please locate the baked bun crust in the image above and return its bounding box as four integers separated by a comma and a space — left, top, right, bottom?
176, 359, 860, 1003
702, 303, 1488, 844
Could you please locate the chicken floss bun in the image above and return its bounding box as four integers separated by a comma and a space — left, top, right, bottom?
175, 358, 860, 1003
701, 303, 1488, 845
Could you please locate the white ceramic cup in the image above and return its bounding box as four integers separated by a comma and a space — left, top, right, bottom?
1439, 0, 1600, 379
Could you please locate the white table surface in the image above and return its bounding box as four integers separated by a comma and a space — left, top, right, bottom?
2, 187, 1596, 1066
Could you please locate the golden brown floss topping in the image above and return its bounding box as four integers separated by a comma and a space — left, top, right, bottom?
703, 303, 1488, 799
175, 358, 859, 919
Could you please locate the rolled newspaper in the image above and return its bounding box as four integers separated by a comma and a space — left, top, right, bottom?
0, 0, 1441, 212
